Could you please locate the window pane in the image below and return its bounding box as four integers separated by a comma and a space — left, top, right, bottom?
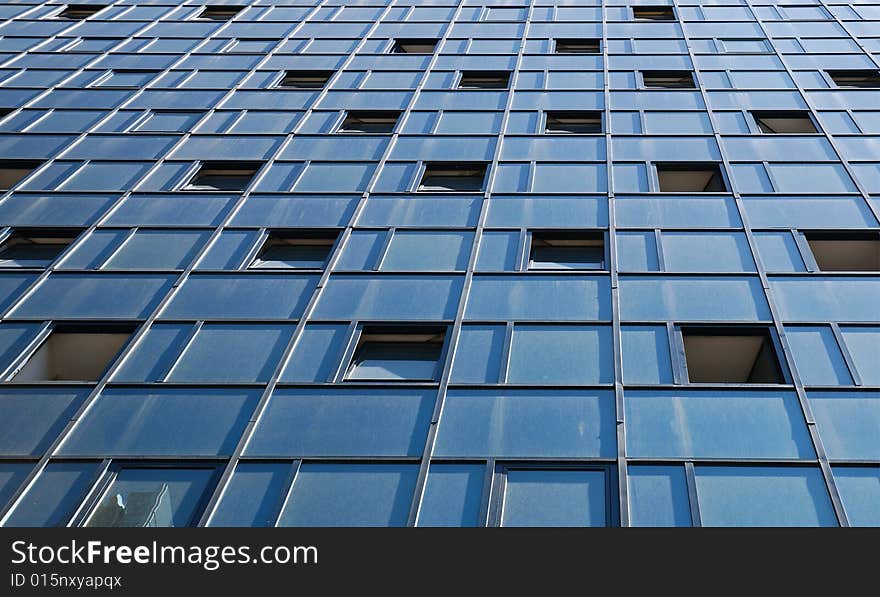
167, 324, 294, 383
60, 389, 260, 456
277, 463, 419, 527
86, 467, 218, 528
381, 231, 472, 271
839, 327, 880, 385
246, 389, 433, 457
208, 462, 292, 528
508, 325, 613, 384
694, 466, 837, 527
808, 392, 880, 460
435, 390, 616, 458
5, 462, 101, 527
0, 462, 32, 512
833, 467, 880, 527
502, 469, 608, 527
625, 390, 814, 459
628, 465, 692, 527
418, 464, 484, 527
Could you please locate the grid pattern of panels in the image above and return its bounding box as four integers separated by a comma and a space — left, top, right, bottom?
0, 0, 878, 528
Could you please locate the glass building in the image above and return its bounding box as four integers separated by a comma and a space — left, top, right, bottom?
0, 0, 877, 528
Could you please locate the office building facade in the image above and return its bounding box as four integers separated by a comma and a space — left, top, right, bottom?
0, 0, 877, 527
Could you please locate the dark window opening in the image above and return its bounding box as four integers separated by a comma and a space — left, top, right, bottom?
632, 6, 676, 20
57, 4, 107, 19
346, 326, 446, 381
418, 163, 487, 192
529, 231, 605, 270
643, 70, 696, 88
458, 71, 510, 89
804, 232, 880, 272
0, 229, 79, 268
681, 327, 786, 384
11, 325, 136, 382
182, 162, 262, 191
0, 161, 41, 190
826, 70, 880, 89
84, 466, 220, 528
555, 38, 601, 54
338, 111, 401, 133
656, 163, 728, 192
545, 111, 602, 134
196, 6, 244, 21
250, 230, 338, 269
752, 110, 818, 134
391, 39, 438, 54
277, 70, 334, 89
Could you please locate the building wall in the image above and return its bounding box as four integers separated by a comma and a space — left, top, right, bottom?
0, 0, 878, 527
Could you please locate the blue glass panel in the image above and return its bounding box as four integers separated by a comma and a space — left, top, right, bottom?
694, 466, 837, 527
293, 163, 376, 192
358, 196, 481, 227
839, 328, 880, 385
5, 461, 101, 527
619, 276, 770, 321
59, 389, 261, 456
786, 326, 852, 386
161, 274, 318, 319
246, 388, 433, 457
628, 465, 692, 527
466, 275, 611, 320
280, 324, 348, 383
476, 231, 519, 271
209, 462, 292, 528
0, 389, 89, 456
195, 231, 259, 270
450, 324, 505, 383
382, 231, 473, 271
615, 196, 740, 227
621, 326, 674, 384
753, 232, 806, 272
85, 467, 217, 528
0, 273, 38, 312
833, 467, 880, 527
0, 462, 31, 511
335, 231, 385, 270
502, 469, 607, 527
625, 390, 814, 459
61, 162, 153, 191
8, 274, 174, 320
0, 322, 40, 371
103, 230, 211, 270
167, 324, 294, 383
418, 464, 484, 527
808, 391, 880, 460
507, 325, 613, 384
616, 231, 659, 272
103, 194, 237, 227
742, 196, 875, 229
277, 463, 419, 527
313, 275, 463, 320
0, 194, 116, 227
111, 324, 192, 383
661, 231, 755, 272
435, 389, 616, 457
232, 195, 358, 228
486, 196, 607, 228
767, 163, 857, 193
770, 277, 880, 323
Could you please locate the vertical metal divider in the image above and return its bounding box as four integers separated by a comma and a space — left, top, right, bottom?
602, 0, 630, 527
672, 0, 850, 526
0, 0, 335, 525
405, 0, 537, 527
199, 0, 469, 526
